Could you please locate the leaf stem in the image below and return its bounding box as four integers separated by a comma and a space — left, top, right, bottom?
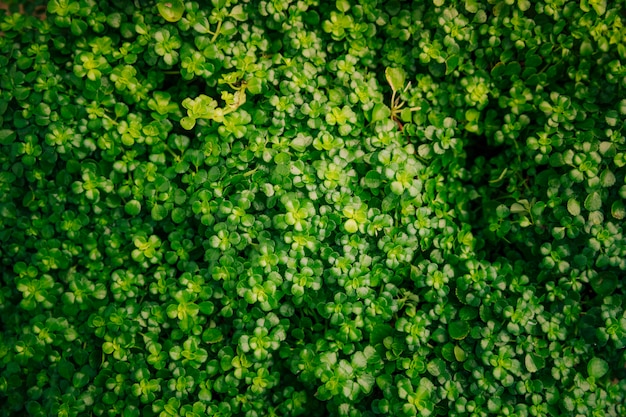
211, 19, 223, 43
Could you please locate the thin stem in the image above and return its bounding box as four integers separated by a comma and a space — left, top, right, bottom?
211, 19, 223, 43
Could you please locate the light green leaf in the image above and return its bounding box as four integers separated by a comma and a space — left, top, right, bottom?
229, 4, 247, 21
510, 200, 529, 214
357, 373, 375, 394
371, 103, 391, 123
525, 353, 545, 373
464, 0, 478, 13
385, 67, 406, 93
600, 170, 616, 188
590, 0, 607, 15
454, 345, 467, 362
588, 357, 609, 378
157, 0, 185, 22
336, 0, 351, 12
584, 192, 602, 211
517, 0, 531, 11
290, 134, 313, 152
567, 198, 581, 216
180, 117, 196, 130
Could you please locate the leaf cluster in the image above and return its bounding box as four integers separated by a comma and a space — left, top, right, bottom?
1, 0, 626, 416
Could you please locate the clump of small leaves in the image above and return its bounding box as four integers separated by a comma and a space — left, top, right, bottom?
1, 0, 625, 416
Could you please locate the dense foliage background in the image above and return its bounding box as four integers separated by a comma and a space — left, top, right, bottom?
1, 0, 626, 416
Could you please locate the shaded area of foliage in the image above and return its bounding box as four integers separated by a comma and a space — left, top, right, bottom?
1, 0, 625, 416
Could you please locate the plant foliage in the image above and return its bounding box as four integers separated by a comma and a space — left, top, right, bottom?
1, 0, 626, 416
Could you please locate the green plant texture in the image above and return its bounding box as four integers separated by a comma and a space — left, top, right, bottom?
1, 0, 626, 416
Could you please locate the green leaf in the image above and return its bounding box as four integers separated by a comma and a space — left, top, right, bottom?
510, 200, 529, 214
357, 373, 375, 394
590, 0, 607, 15
370, 324, 394, 344
151, 205, 168, 221
336, 0, 350, 12
590, 271, 618, 296
202, 328, 223, 344
427, 358, 446, 377
57, 359, 75, 381
567, 198, 581, 216
448, 321, 470, 340
180, 117, 196, 130
199, 301, 215, 315
453, 345, 467, 362
290, 134, 312, 152
229, 4, 247, 21
72, 368, 91, 388
496, 204, 510, 218
599, 169, 616, 188
611, 200, 625, 220
464, 0, 478, 13
344, 219, 359, 234
584, 192, 602, 212
445, 55, 459, 75
517, 0, 531, 11
587, 357, 609, 379
0, 129, 16, 145
363, 170, 382, 188
125, 200, 142, 216
385, 67, 406, 93
459, 307, 478, 321
371, 103, 391, 123
171, 207, 186, 223
157, 0, 185, 22
580, 39, 593, 57
525, 353, 545, 373
246, 77, 263, 95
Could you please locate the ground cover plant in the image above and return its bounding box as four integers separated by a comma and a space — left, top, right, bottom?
1, 0, 626, 415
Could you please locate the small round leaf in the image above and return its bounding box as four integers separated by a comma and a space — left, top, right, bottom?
157, 0, 185, 22
587, 357, 609, 379
590, 271, 618, 296
567, 198, 581, 216
448, 320, 470, 340
151, 205, 168, 221
125, 200, 142, 216
584, 192, 602, 212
